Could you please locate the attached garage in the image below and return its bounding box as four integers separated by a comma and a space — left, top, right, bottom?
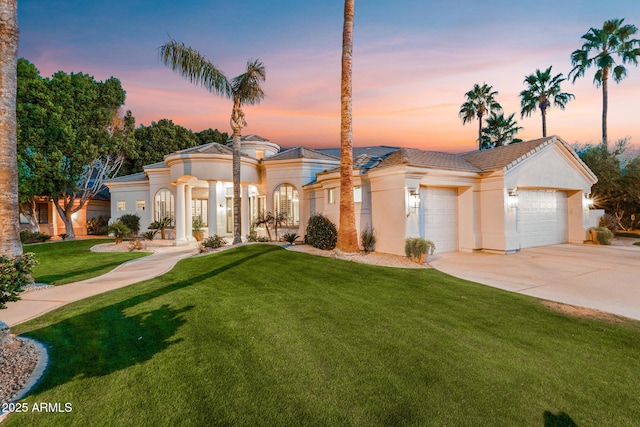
517, 190, 568, 248
421, 187, 459, 253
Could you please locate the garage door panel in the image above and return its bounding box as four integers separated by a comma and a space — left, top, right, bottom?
518, 190, 567, 248
421, 188, 458, 253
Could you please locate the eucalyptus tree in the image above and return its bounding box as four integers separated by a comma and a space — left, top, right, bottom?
569, 18, 640, 147
0, 0, 22, 258
459, 83, 502, 150
481, 112, 523, 149
336, 0, 358, 252
520, 66, 574, 137
159, 38, 266, 244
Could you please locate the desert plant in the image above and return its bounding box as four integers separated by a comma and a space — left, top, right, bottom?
306, 214, 338, 250
283, 232, 299, 244
142, 230, 158, 241
20, 230, 51, 244
201, 234, 227, 250
59, 233, 68, 240
360, 226, 376, 253
192, 217, 205, 241
0, 252, 38, 309
149, 216, 173, 240
254, 211, 287, 241
595, 227, 613, 245
119, 213, 141, 237
128, 239, 146, 251
405, 237, 435, 263
108, 221, 131, 244
87, 215, 110, 235
246, 234, 270, 242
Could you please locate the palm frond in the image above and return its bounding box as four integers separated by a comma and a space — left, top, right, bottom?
231, 59, 266, 106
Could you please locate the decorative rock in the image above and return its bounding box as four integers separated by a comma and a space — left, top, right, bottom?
0, 321, 40, 405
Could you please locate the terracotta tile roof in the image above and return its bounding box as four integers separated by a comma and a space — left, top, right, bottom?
461, 136, 555, 172
107, 172, 148, 183
377, 148, 482, 172
265, 146, 339, 161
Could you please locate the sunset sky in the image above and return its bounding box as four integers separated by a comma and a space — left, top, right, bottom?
18, 0, 640, 153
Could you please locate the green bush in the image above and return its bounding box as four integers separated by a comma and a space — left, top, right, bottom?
0, 253, 38, 309
405, 237, 435, 260
20, 230, 51, 244
108, 221, 130, 243
306, 214, 337, 250
360, 226, 376, 253
142, 230, 158, 241
283, 232, 299, 244
119, 214, 141, 236
87, 215, 110, 235
201, 235, 227, 250
595, 227, 613, 245
246, 234, 270, 242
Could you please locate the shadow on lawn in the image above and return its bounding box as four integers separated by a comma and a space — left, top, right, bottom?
34, 260, 133, 285
544, 411, 578, 426
21, 246, 270, 397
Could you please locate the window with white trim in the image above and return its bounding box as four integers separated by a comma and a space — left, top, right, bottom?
154, 188, 175, 224
274, 184, 299, 227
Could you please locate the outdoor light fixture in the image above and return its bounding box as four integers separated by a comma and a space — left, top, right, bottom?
507, 189, 519, 209
409, 188, 420, 213
583, 193, 594, 209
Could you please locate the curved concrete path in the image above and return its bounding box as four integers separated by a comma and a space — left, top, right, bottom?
0, 243, 198, 327
430, 243, 640, 320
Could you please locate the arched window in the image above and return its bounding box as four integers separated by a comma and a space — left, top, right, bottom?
154, 188, 175, 225
274, 184, 299, 227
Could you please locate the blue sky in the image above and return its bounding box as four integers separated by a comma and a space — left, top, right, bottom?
18, 0, 640, 151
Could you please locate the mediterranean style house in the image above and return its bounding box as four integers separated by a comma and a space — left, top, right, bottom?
106, 134, 598, 256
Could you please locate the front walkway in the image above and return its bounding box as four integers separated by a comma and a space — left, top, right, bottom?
430, 243, 640, 320
0, 243, 198, 327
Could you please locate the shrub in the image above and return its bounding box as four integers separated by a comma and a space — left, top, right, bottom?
246, 234, 270, 242
119, 214, 141, 236
306, 214, 337, 250
283, 232, 299, 244
108, 221, 130, 244
59, 233, 68, 240
142, 230, 158, 241
201, 235, 227, 250
405, 237, 435, 261
595, 227, 613, 245
128, 239, 146, 251
360, 226, 376, 253
0, 253, 38, 309
20, 230, 51, 244
87, 215, 110, 235
599, 213, 618, 231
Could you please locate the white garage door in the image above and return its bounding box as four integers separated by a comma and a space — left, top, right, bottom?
518, 190, 568, 248
421, 187, 458, 253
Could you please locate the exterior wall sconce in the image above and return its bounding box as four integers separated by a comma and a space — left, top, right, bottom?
583, 193, 594, 209
409, 188, 420, 213
507, 189, 519, 209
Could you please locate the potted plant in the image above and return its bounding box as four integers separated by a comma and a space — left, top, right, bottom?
192, 217, 205, 241
405, 237, 435, 264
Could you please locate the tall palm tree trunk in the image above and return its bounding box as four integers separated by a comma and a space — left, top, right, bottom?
336, 0, 358, 252
477, 113, 483, 150
602, 67, 609, 148
0, 0, 22, 258
541, 109, 547, 137
231, 103, 242, 245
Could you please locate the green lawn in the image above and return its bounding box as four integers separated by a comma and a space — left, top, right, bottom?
8, 245, 640, 426
25, 239, 150, 285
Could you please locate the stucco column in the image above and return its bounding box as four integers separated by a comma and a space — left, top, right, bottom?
241, 185, 249, 240
185, 184, 194, 242
207, 181, 218, 238
174, 183, 188, 245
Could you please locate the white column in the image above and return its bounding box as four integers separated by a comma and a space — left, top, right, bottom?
241, 185, 250, 240
208, 181, 218, 238
174, 183, 188, 245
185, 184, 194, 242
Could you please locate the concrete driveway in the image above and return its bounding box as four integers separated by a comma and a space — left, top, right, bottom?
430, 243, 640, 320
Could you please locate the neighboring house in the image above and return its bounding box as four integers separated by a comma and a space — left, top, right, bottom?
106, 134, 598, 256
19, 192, 110, 237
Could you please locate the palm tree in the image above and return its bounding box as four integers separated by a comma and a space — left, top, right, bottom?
459, 83, 502, 150
569, 18, 640, 147
520, 66, 575, 137
336, 0, 358, 252
481, 112, 523, 149
0, 0, 22, 259
159, 38, 265, 244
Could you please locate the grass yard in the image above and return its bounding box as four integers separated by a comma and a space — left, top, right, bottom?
25, 239, 150, 285
8, 245, 640, 426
